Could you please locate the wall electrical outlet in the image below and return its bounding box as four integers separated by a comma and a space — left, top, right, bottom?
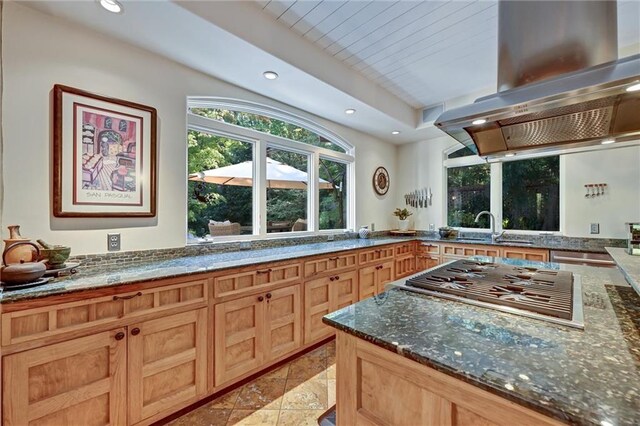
370, 223, 375, 232
107, 233, 121, 251
429, 224, 435, 231
239, 241, 251, 250
327, 234, 335, 242
590, 223, 600, 234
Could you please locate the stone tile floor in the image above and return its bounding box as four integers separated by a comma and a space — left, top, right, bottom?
168, 341, 336, 426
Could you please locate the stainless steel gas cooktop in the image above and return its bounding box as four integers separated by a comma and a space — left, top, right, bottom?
394, 259, 584, 329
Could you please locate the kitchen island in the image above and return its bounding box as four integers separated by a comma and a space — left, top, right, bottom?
323, 258, 640, 426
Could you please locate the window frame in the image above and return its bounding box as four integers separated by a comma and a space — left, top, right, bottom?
443, 145, 563, 235
186, 106, 355, 243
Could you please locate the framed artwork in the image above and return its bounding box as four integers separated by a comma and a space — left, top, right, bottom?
53, 85, 157, 217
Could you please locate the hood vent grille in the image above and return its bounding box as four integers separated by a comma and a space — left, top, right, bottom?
501, 107, 613, 148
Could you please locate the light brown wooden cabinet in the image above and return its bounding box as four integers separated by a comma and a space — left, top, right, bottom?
128, 309, 208, 424
3, 329, 127, 426
358, 261, 394, 299
213, 262, 301, 299
358, 246, 395, 265
394, 254, 416, 279
336, 331, 561, 426
502, 247, 549, 262
304, 271, 358, 344
304, 252, 357, 279
214, 284, 302, 386
416, 254, 440, 271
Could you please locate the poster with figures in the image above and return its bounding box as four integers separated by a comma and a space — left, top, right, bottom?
53, 85, 157, 217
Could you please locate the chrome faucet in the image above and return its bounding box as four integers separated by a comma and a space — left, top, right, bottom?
474, 211, 504, 243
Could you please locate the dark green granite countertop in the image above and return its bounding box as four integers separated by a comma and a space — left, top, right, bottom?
323, 258, 640, 426
0, 238, 407, 305
419, 237, 619, 254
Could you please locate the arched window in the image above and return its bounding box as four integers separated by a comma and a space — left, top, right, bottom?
186, 98, 355, 241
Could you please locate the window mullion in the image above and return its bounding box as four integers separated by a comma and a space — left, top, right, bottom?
490, 162, 503, 232
255, 140, 267, 237
310, 153, 320, 232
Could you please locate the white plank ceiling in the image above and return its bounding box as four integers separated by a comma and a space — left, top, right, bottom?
259, 0, 640, 109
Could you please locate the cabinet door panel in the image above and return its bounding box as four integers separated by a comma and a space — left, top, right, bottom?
377, 261, 395, 294
128, 309, 207, 423
358, 266, 377, 300
215, 296, 264, 386
332, 271, 358, 309
265, 285, 302, 360
304, 277, 334, 344
3, 330, 126, 426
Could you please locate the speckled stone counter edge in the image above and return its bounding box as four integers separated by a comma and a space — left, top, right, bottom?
607, 247, 640, 295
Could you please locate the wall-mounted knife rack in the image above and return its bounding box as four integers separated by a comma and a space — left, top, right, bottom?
404, 187, 432, 208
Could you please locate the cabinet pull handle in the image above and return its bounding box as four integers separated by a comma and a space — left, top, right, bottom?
329, 277, 335, 281
329, 256, 339, 261
335, 276, 340, 280
257, 268, 272, 274
115, 332, 125, 341
131, 328, 141, 336
266, 293, 272, 299
258, 296, 265, 302
113, 291, 142, 301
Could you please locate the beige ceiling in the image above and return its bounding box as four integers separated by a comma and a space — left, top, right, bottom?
259, 0, 640, 109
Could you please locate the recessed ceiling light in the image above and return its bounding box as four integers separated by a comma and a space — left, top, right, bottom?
345, 109, 356, 115
99, 0, 123, 13
625, 82, 640, 92
505, 153, 516, 157
472, 119, 487, 125
263, 71, 279, 80
391, 130, 400, 135
601, 139, 615, 145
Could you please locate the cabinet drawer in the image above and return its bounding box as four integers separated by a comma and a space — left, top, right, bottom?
304, 253, 357, 278
503, 247, 549, 262
394, 242, 416, 257
418, 243, 440, 255
358, 246, 395, 265
1, 279, 208, 347
441, 244, 477, 257
214, 262, 302, 298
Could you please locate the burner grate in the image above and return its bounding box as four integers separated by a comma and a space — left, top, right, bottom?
407, 259, 573, 320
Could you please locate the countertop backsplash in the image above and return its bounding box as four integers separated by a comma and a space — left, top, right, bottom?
65, 230, 626, 274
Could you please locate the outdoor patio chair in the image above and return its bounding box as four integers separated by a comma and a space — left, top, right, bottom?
208, 221, 241, 237
291, 219, 307, 232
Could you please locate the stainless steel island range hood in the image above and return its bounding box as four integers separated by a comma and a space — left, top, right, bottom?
435, 1, 640, 158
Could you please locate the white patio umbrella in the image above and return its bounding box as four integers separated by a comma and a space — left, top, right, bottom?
188, 158, 334, 190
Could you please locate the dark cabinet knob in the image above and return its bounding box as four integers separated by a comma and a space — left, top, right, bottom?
115, 332, 125, 341
335, 276, 340, 280
266, 293, 272, 299
131, 328, 141, 336
329, 277, 335, 281
258, 296, 264, 302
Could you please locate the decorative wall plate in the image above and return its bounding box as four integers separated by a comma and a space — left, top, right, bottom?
373, 166, 390, 195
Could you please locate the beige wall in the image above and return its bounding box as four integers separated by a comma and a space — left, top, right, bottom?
1, 3, 398, 255
397, 136, 640, 239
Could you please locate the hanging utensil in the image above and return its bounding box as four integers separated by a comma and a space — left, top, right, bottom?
428, 187, 433, 205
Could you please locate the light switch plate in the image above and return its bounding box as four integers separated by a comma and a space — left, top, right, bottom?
107, 233, 121, 251
429, 224, 435, 231
370, 223, 375, 232
590, 223, 600, 234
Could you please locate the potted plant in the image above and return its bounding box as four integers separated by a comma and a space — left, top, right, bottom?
393, 208, 413, 231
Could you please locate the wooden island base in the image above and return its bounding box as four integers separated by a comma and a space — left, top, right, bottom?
335, 331, 563, 426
